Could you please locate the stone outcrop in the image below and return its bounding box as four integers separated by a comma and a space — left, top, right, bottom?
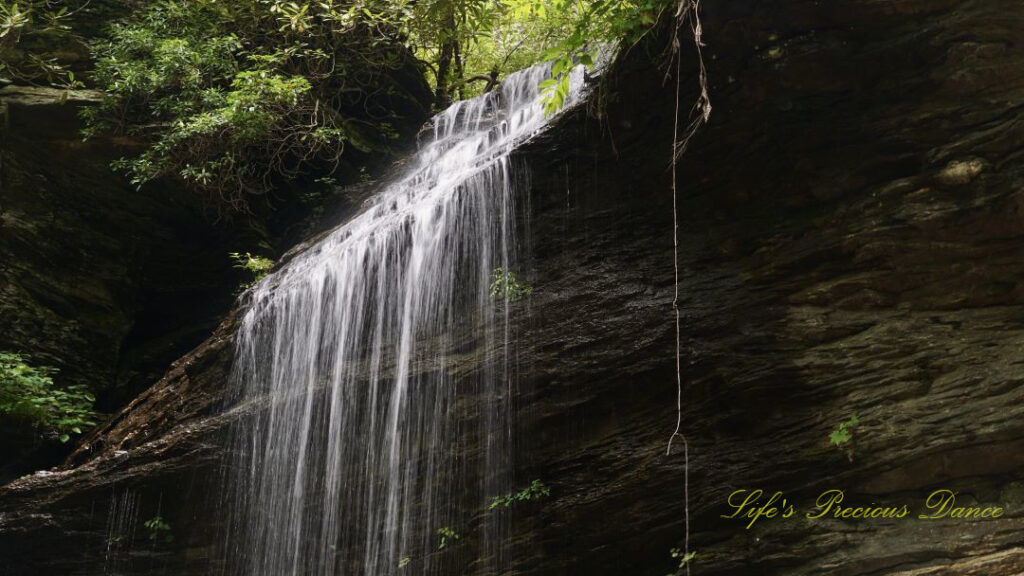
0, 86, 267, 477
1, 0, 1023, 574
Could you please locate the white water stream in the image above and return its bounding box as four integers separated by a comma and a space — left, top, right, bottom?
223, 62, 585, 575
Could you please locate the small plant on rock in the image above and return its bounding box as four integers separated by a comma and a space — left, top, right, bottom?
489, 268, 533, 302
143, 515, 173, 543
437, 526, 459, 550
230, 252, 274, 290
829, 413, 860, 462
489, 479, 550, 510
667, 547, 697, 575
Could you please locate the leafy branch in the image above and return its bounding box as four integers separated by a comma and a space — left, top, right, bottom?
489, 267, 532, 302
230, 251, 275, 290
0, 0, 86, 89
0, 351, 97, 443
143, 515, 174, 543
488, 479, 550, 509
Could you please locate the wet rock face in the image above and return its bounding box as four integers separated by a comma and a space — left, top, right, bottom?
514, 0, 1024, 574
2, 0, 1024, 574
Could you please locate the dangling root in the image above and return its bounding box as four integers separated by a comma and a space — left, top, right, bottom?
665, 2, 710, 574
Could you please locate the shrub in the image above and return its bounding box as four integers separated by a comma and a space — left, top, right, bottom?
0, 352, 97, 443
83, 0, 426, 211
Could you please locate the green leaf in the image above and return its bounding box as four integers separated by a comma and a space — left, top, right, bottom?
829, 428, 850, 446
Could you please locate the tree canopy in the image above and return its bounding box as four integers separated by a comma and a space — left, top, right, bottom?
2, 0, 680, 209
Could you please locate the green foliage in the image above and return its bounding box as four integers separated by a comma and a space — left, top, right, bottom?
414, 0, 675, 110
72, 0, 683, 208
829, 413, 859, 462
398, 556, 411, 568
0, 352, 97, 443
0, 0, 31, 37
399, 0, 679, 105
829, 413, 859, 447
365, 0, 677, 107
77, 0, 683, 207
489, 478, 550, 509
521, 0, 676, 113
83, 0, 419, 210
143, 515, 174, 543
436, 526, 459, 550
667, 547, 697, 575
0, 0, 85, 88
230, 252, 275, 289
489, 267, 532, 302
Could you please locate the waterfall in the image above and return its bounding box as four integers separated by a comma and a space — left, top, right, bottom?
103, 488, 139, 574
222, 62, 585, 575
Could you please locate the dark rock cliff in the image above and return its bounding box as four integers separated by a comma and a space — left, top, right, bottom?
0, 86, 267, 477
1, 0, 1023, 574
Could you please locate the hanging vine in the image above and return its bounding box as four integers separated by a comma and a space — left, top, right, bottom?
665, 1, 710, 574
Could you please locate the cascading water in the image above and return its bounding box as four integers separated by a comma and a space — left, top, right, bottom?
103, 489, 139, 574
222, 62, 586, 575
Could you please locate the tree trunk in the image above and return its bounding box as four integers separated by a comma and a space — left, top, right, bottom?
434, 5, 458, 109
